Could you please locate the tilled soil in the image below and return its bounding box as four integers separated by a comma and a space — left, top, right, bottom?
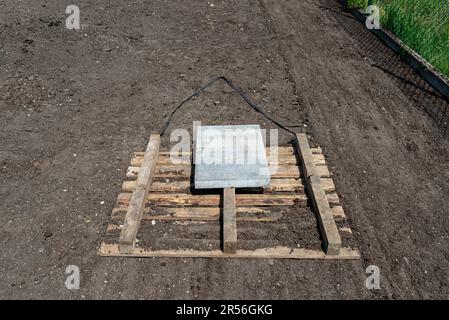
1, 0, 449, 299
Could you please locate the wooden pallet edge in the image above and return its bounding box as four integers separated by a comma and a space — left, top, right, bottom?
121, 177, 335, 194
130, 153, 325, 166
295, 133, 342, 255
115, 192, 308, 207
136, 146, 323, 156
118, 134, 161, 254
110, 205, 342, 223
98, 242, 360, 259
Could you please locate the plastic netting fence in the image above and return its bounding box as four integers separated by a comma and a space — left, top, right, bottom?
369, 0, 449, 77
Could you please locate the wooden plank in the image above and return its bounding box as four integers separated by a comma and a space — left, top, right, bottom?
331, 206, 346, 221
136, 146, 322, 157
267, 146, 295, 155
223, 187, 237, 253
326, 193, 340, 206
308, 176, 341, 255
126, 164, 325, 179
315, 165, 330, 178
127, 165, 191, 178
154, 165, 191, 177
132, 152, 324, 167
111, 207, 276, 222
296, 134, 317, 178
339, 227, 353, 234
266, 177, 334, 193
126, 166, 140, 179
156, 146, 297, 156
122, 177, 335, 194
99, 243, 360, 260
122, 180, 191, 193
118, 134, 161, 254
155, 151, 190, 156
126, 165, 191, 179
321, 178, 335, 193
116, 193, 306, 207
157, 155, 191, 165
295, 133, 341, 255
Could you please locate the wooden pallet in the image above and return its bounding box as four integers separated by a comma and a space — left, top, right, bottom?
98, 133, 359, 259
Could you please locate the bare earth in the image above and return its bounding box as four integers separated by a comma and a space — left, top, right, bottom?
1, 0, 449, 299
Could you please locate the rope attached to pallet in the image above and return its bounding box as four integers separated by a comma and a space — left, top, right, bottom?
159, 76, 297, 136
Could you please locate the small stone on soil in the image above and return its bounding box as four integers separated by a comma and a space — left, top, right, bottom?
43, 230, 53, 239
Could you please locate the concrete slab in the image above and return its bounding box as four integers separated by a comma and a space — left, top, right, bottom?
194, 125, 270, 189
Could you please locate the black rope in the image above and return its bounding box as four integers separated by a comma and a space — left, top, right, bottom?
159, 76, 297, 136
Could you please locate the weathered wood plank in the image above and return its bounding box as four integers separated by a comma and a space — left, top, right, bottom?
116, 193, 306, 207
122, 177, 335, 194
126, 165, 191, 179
125, 178, 307, 192
326, 193, 340, 206
126, 165, 191, 178
111, 206, 276, 222
112, 201, 341, 222
99, 243, 360, 259
315, 165, 331, 178
295, 133, 341, 255
118, 134, 161, 254
223, 187, 237, 253
136, 146, 322, 157
126, 164, 329, 180
156, 146, 297, 156
131, 152, 325, 167
331, 206, 346, 221
122, 180, 191, 193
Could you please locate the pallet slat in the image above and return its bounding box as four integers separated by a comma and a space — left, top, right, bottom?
99, 243, 360, 259
118, 134, 161, 254
331, 206, 346, 221
295, 133, 342, 255
223, 187, 237, 253
111, 205, 345, 223
141, 146, 323, 157
130, 153, 325, 166
122, 180, 191, 192
116, 193, 307, 207
126, 164, 330, 179
121, 178, 336, 193
111, 207, 280, 222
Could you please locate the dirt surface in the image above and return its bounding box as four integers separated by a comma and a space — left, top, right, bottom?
1, 0, 449, 299
128, 204, 323, 252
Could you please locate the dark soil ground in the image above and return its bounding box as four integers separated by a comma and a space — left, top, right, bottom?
1, 0, 449, 299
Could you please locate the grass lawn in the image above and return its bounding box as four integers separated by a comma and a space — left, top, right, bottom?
348, 0, 449, 77
373, 0, 449, 76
